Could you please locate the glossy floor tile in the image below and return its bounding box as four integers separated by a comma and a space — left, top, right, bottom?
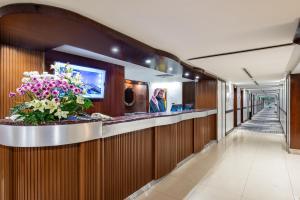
137, 110, 300, 200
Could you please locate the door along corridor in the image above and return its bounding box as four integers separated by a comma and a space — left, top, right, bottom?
138, 108, 300, 200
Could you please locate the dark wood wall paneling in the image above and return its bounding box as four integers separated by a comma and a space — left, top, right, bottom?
154, 124, 177, 179
0, 44, 44, 118
103, 129, 154, 199
183, 79, 217, 110
290, 74, 300, 149
124, 81, 148, 113
177, 119, 194, 163
45, 50, 125, 117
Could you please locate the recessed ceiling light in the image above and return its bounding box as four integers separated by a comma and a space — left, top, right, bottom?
184, 72, 190, 77
168, 67, 173, 71
145, 59, 151, 64
111, 46, 119, 53
195, 75, 200, 79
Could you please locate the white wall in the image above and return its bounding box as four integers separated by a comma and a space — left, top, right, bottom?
226, 82, 234, 132
237, 87, 241, 125
149, 82, 182, 112
217, 80, 226, 141
243, 89, 249, 121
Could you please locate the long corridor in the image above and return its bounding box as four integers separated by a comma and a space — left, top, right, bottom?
138, 109, 300, 200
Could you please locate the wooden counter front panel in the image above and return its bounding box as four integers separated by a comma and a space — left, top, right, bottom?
0, 146, 12, 200
177, 119, 194, 163
155, 124, 177, 179
194, 117, 205, 153
208, 114, 217, 141
103, 128, 154, 200
0, 144, 80, 200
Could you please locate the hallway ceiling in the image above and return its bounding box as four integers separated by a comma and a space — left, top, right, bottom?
1, 0, 300, 83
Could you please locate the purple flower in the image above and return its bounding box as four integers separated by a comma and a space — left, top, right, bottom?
73, 88, 81, 94
42, 91, 50, 97
31, 88, 39, 93
69, 85, 75, 89
54, 97, 60, 103
9, 92, 16, 98
52, 90, 59, 96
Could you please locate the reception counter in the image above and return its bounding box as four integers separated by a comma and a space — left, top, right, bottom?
0, 109, 217, 200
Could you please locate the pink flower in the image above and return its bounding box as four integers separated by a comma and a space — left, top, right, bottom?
73, 88, 81, 94
42, 91, 50, 98
31, 88, 39, 93
9, 92, 16, 98
52, 90, 59, 96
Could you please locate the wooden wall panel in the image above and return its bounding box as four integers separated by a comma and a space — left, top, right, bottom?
0, 44, 44, 118
182, 82, 195, 107
290, 74, 300, 149
209, 114, 217, 141
0, 144, 80, 200
0, 146, 12, 200
103, 128, 154, 200
194, 79, 217, 109
79, 140, 103, 200
177, 119, 194, 163
203, 117, 210, 145
194, 118, 205, 153
124, 82, 148, 113
155, 124, 177, 179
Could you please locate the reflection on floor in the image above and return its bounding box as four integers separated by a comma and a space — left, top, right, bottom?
137, 110, 300, 200
237, 107, 283, 134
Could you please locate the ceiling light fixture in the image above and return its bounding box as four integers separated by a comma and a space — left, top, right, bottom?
195, 75, 200, 79
184, 72, 190, 77
168, 67, 173, 71
111, 46, 119, 53
145, 59, 151, 64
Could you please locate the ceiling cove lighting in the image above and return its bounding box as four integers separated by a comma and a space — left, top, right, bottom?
111, 46, 119, 54
145, 59, 151, 64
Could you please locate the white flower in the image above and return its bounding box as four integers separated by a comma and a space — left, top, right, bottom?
27, 99, 46, 112
50, 64, 60, 72
21, 77, 30, 83
82, 89, 87, 95
45, 99, 59, 114
76, 96, 85, 104
9, 114, 24, 122
23, 71, 30, 77
54, 109, 69, 119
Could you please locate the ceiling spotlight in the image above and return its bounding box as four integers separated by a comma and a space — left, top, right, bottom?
195, 75, 200, 79
145, 59, 151, 64
168, 67, 173, 72
184, 72, 190, 77
111, 46, 119, 53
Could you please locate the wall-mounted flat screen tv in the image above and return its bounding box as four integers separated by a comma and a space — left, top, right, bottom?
54, 62, 106, 99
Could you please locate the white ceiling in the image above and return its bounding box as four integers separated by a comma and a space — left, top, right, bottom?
189, 45, 296, 83
1, 0, 300, 84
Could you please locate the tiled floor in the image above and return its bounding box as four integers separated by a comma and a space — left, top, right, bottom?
137, 110, 300, 200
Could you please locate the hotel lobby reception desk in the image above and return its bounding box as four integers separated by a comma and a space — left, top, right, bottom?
0, 109, 217, 200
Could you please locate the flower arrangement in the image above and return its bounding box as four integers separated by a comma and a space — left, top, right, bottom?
8, 64, 93, 125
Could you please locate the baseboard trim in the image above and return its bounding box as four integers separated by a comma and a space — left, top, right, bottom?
225, 128, 235, 135
289, 148, 300, 155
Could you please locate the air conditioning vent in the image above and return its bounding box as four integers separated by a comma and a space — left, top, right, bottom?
156, 74, 174, 78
